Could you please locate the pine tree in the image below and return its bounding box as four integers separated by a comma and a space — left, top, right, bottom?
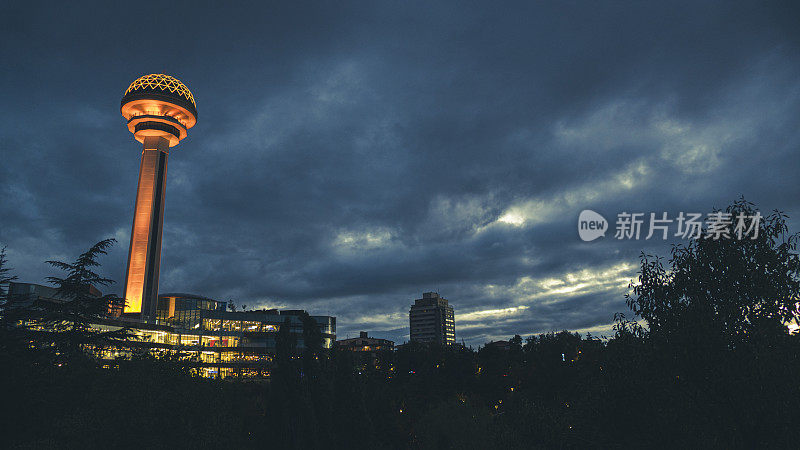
44, 239, 120, 332
0, 246, 17, 304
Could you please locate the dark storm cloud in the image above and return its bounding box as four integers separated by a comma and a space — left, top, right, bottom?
1, 1, 799, 346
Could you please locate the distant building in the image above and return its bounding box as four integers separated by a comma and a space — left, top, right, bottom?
336, 331, 394, 370
336, 331, 395, 352
409, 292, 455, 345
484, 340, 510, 351
7, 281, 126, 316
7, 281, 102, 307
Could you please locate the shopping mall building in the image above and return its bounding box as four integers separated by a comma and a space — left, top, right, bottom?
8, 282, 336, 379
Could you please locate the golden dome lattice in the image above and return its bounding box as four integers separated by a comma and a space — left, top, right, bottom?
124, 74, 196, 108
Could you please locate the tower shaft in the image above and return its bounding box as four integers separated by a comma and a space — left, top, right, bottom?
123, 136, 170, 321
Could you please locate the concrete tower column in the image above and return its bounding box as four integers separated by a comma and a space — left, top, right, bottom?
123, 136, 170, 322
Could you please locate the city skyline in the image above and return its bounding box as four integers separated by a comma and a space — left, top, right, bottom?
1, 2, 799, 347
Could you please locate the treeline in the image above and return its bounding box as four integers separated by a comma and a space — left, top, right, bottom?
2, 328, 798, 448
1, 199, 798, 449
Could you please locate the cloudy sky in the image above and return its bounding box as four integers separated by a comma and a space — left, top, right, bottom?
1, 1, 798, 346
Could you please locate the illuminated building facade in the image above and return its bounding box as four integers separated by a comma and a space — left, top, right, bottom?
120, 74, 198, 322
409, 292, 456, 345
9, 283, 336, 379
111, 293, 335, 378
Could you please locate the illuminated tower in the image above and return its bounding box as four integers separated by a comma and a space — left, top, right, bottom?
120, 74, 197, 321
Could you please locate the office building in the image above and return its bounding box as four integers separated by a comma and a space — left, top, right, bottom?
409, 292, 455, 345
7, 283, 335, 379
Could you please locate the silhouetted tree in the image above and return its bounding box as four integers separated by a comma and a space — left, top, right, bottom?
610, 199, 800, 447
626, 199, 800, 348
0, 246, 16, 302
2, 239, 129, 363
274, 316, 297, 382
44, 239, 121, 332
509, 334, 523, 351
0, 246, 20, 335
300, 311, 324, 379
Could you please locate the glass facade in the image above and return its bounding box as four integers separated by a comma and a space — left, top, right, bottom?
91, 293, 336, 379
156, 294, 225, 329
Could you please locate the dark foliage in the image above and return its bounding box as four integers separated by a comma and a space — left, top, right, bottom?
0, 246, 17, 300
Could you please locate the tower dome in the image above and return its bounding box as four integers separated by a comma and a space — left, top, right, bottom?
121, 74, 197, 146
